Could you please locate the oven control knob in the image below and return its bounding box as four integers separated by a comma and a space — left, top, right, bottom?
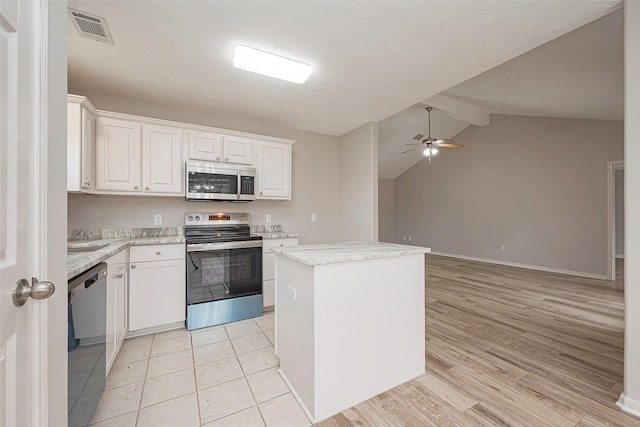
195, 215, 201, 221
188, 215, 193, 221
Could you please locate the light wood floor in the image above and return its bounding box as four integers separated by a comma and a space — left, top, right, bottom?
317, 255, 638, 426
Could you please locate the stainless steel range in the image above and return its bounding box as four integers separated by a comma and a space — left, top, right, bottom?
185, 212, 263, 330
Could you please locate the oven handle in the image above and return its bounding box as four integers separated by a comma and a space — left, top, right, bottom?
187, 240, 263, 252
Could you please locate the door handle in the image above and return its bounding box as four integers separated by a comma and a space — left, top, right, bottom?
12, 277, 55, 307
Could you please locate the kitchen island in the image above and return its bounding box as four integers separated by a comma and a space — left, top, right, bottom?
272, 241, 430, 423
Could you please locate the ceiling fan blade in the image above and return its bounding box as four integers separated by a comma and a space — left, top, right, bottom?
400, 146, 421, 154
438, 143, 464, 148
404, 143, 422, 146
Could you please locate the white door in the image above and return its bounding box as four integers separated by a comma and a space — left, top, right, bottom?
1, 1, 62, 426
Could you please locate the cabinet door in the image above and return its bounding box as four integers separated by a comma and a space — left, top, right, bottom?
143, 124, 184, 194
223, 135, 254, 165
129, 258, 186, 331
257, 141, 292, 199
96, 117, 142, 192
188, 130, 222, 162
80, 107, 95, 190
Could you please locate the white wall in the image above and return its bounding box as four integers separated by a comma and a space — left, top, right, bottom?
66, 91, 341, 245
378, 178, 395, 242
394, 114, 623, 277
339, 122, 379, 241
619, 0, 640, 416
616, 169, 624, 257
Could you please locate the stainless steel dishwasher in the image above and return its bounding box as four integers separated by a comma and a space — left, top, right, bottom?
67, 262, 108, 427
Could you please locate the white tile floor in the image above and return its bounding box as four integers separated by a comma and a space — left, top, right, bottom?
88, 312, 311, 427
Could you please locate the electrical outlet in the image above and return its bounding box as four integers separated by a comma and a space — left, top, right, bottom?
266, 214, 272, 223
408, 236, 412, 242
288, 285, 297, 301
311, 213, 317, 223
501, 244, 506, 252
154, 214, 163, 226
403, 236, 407, 241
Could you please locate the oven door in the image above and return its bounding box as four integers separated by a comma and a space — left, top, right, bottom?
186, 241, 263, 305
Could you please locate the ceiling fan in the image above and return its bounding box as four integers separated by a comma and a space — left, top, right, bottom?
401, 106, 464, 163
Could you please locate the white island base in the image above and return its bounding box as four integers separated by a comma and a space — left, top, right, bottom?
273, 242, 429, 423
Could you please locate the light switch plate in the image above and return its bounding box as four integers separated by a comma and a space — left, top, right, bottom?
154, 214, 163, 226
288, 285, 297, 301
266, 214, 272, 223
311, 213, 317, 223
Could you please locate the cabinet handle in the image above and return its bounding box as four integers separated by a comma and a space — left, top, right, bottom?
131, 264, 136, 269
134, 185, 139, 190
145, 186, 150, 190
156, 251, 161, 255
225, 157, 228, 161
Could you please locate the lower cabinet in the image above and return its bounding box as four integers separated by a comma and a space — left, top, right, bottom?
105, 248, 127, 375
129, 244, 185, 332
262, 238, 298, 308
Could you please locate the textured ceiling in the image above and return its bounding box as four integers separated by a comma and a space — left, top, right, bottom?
67, 0, 621, 139
379, 8, 624, 179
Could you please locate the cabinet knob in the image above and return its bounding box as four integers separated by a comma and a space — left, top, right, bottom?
131, 264, 136, 269
225, 157, 228, 161
145, 186, 150, 190
216, 156, 221, 161
259, 191, 263, 195
156, 251, 161, 255
84, 181, 90, 186
134, 185, 139, 190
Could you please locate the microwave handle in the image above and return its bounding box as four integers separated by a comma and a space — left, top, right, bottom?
237, 172, 241, 199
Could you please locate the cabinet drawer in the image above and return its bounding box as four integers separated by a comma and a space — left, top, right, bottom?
263, 238, 298, 253
130, 244, 184, 262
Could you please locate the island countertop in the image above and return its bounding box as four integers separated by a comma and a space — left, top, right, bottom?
272, 241, 430, 266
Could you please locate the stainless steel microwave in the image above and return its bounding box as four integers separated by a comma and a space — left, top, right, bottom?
185, 161, 256, 201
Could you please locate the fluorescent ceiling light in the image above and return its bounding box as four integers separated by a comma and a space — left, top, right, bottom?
233, 45, 312, 84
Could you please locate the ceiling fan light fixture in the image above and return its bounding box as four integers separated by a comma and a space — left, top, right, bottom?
232, 45, 313, 84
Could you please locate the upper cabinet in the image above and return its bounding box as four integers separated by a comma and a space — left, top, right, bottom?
256, 140, 293, 200
67, 95, 96, 192
188, 132, 254, 166
143, 124, 184, 194
95, 117, 142, 193
69, 95, 294, 199
96, 118, 184, 195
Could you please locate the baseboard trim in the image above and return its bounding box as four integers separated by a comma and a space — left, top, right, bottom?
617, 393, 640, 418
429, 252, 608, 280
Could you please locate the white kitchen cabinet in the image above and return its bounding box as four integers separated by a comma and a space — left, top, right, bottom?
256, 140, 293, 200
128, 244, 185, 332
223, 135, 254, 165
96, 117, 142, 192
143, 124, 184, 194
105, 248, 127, 375
262, 237, 298, 307
67, 95, 96, 192
188, 130, 223, 162
96, 118, 184, 195
188, 131, 254, 165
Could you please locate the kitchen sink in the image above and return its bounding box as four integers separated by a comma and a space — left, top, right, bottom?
67, 244, 109, 253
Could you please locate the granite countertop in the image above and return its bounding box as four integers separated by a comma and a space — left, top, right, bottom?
67, 236, 185, 279
272, 241, 430, 266
254, 232, 299, 239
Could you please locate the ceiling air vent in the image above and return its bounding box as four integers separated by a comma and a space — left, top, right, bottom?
68, 8, 114, 45
413, 134, 425, 141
